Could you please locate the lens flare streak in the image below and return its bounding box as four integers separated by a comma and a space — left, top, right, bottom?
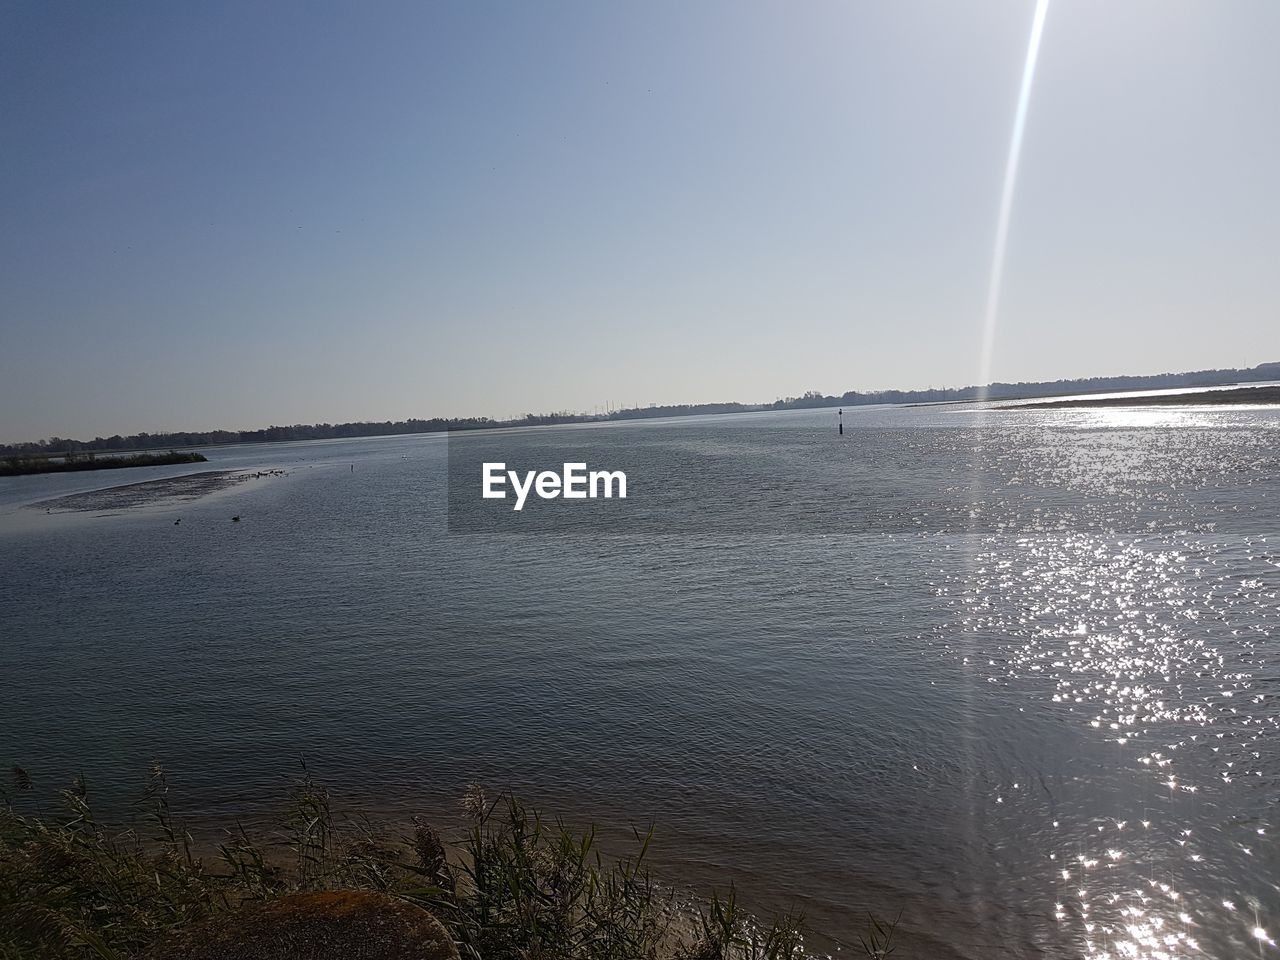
978, 0, 1051, 395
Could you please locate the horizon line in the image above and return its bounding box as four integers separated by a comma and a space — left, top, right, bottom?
4, 358, 1277, 449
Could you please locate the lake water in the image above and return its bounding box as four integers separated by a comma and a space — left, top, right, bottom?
2, 402, 1278, 960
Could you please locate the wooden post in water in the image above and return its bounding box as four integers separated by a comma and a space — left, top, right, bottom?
838, 408, 843, 436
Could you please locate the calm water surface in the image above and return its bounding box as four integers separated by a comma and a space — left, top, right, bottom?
2, 404, 1278, 960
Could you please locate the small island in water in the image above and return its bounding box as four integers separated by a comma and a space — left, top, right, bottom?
0, 450, 207, 477
1014, 384, 1280, 409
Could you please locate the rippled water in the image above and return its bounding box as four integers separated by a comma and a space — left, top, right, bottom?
1, 403, 1277, 959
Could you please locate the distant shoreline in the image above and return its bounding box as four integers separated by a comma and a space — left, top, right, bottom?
4, 362, 1277, 456
1012, 384, 1280, 409
0, 450, 207, 477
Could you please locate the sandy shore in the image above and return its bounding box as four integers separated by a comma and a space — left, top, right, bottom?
1013, 384, 1280, 409
30, 470, 252, 513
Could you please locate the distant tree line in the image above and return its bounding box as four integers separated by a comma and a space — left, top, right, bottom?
4, 362, 1275, 455
0, 407, 761, 455
767, 361, 1280, 410
608, 402, 753, 420
0, 450, 207, 476
0, 418, 498, 456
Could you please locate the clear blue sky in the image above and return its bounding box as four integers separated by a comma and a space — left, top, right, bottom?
1, 1, 1276, 440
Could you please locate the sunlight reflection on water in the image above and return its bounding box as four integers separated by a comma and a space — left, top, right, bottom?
942, 409, 1278, 958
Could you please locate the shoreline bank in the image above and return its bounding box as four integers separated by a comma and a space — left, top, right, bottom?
1012, 384, 1280, 409
0, 451, 207, 477
0, 772, 932, 960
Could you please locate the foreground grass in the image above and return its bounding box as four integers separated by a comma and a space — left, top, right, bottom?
0, 452, 208, 477
0, 768, 899, 960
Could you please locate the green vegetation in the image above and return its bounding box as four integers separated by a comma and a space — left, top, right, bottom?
0, 769, 900, 960
0, 451, 207, 477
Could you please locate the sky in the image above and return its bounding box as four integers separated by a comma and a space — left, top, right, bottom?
1, 1, 1277, 441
